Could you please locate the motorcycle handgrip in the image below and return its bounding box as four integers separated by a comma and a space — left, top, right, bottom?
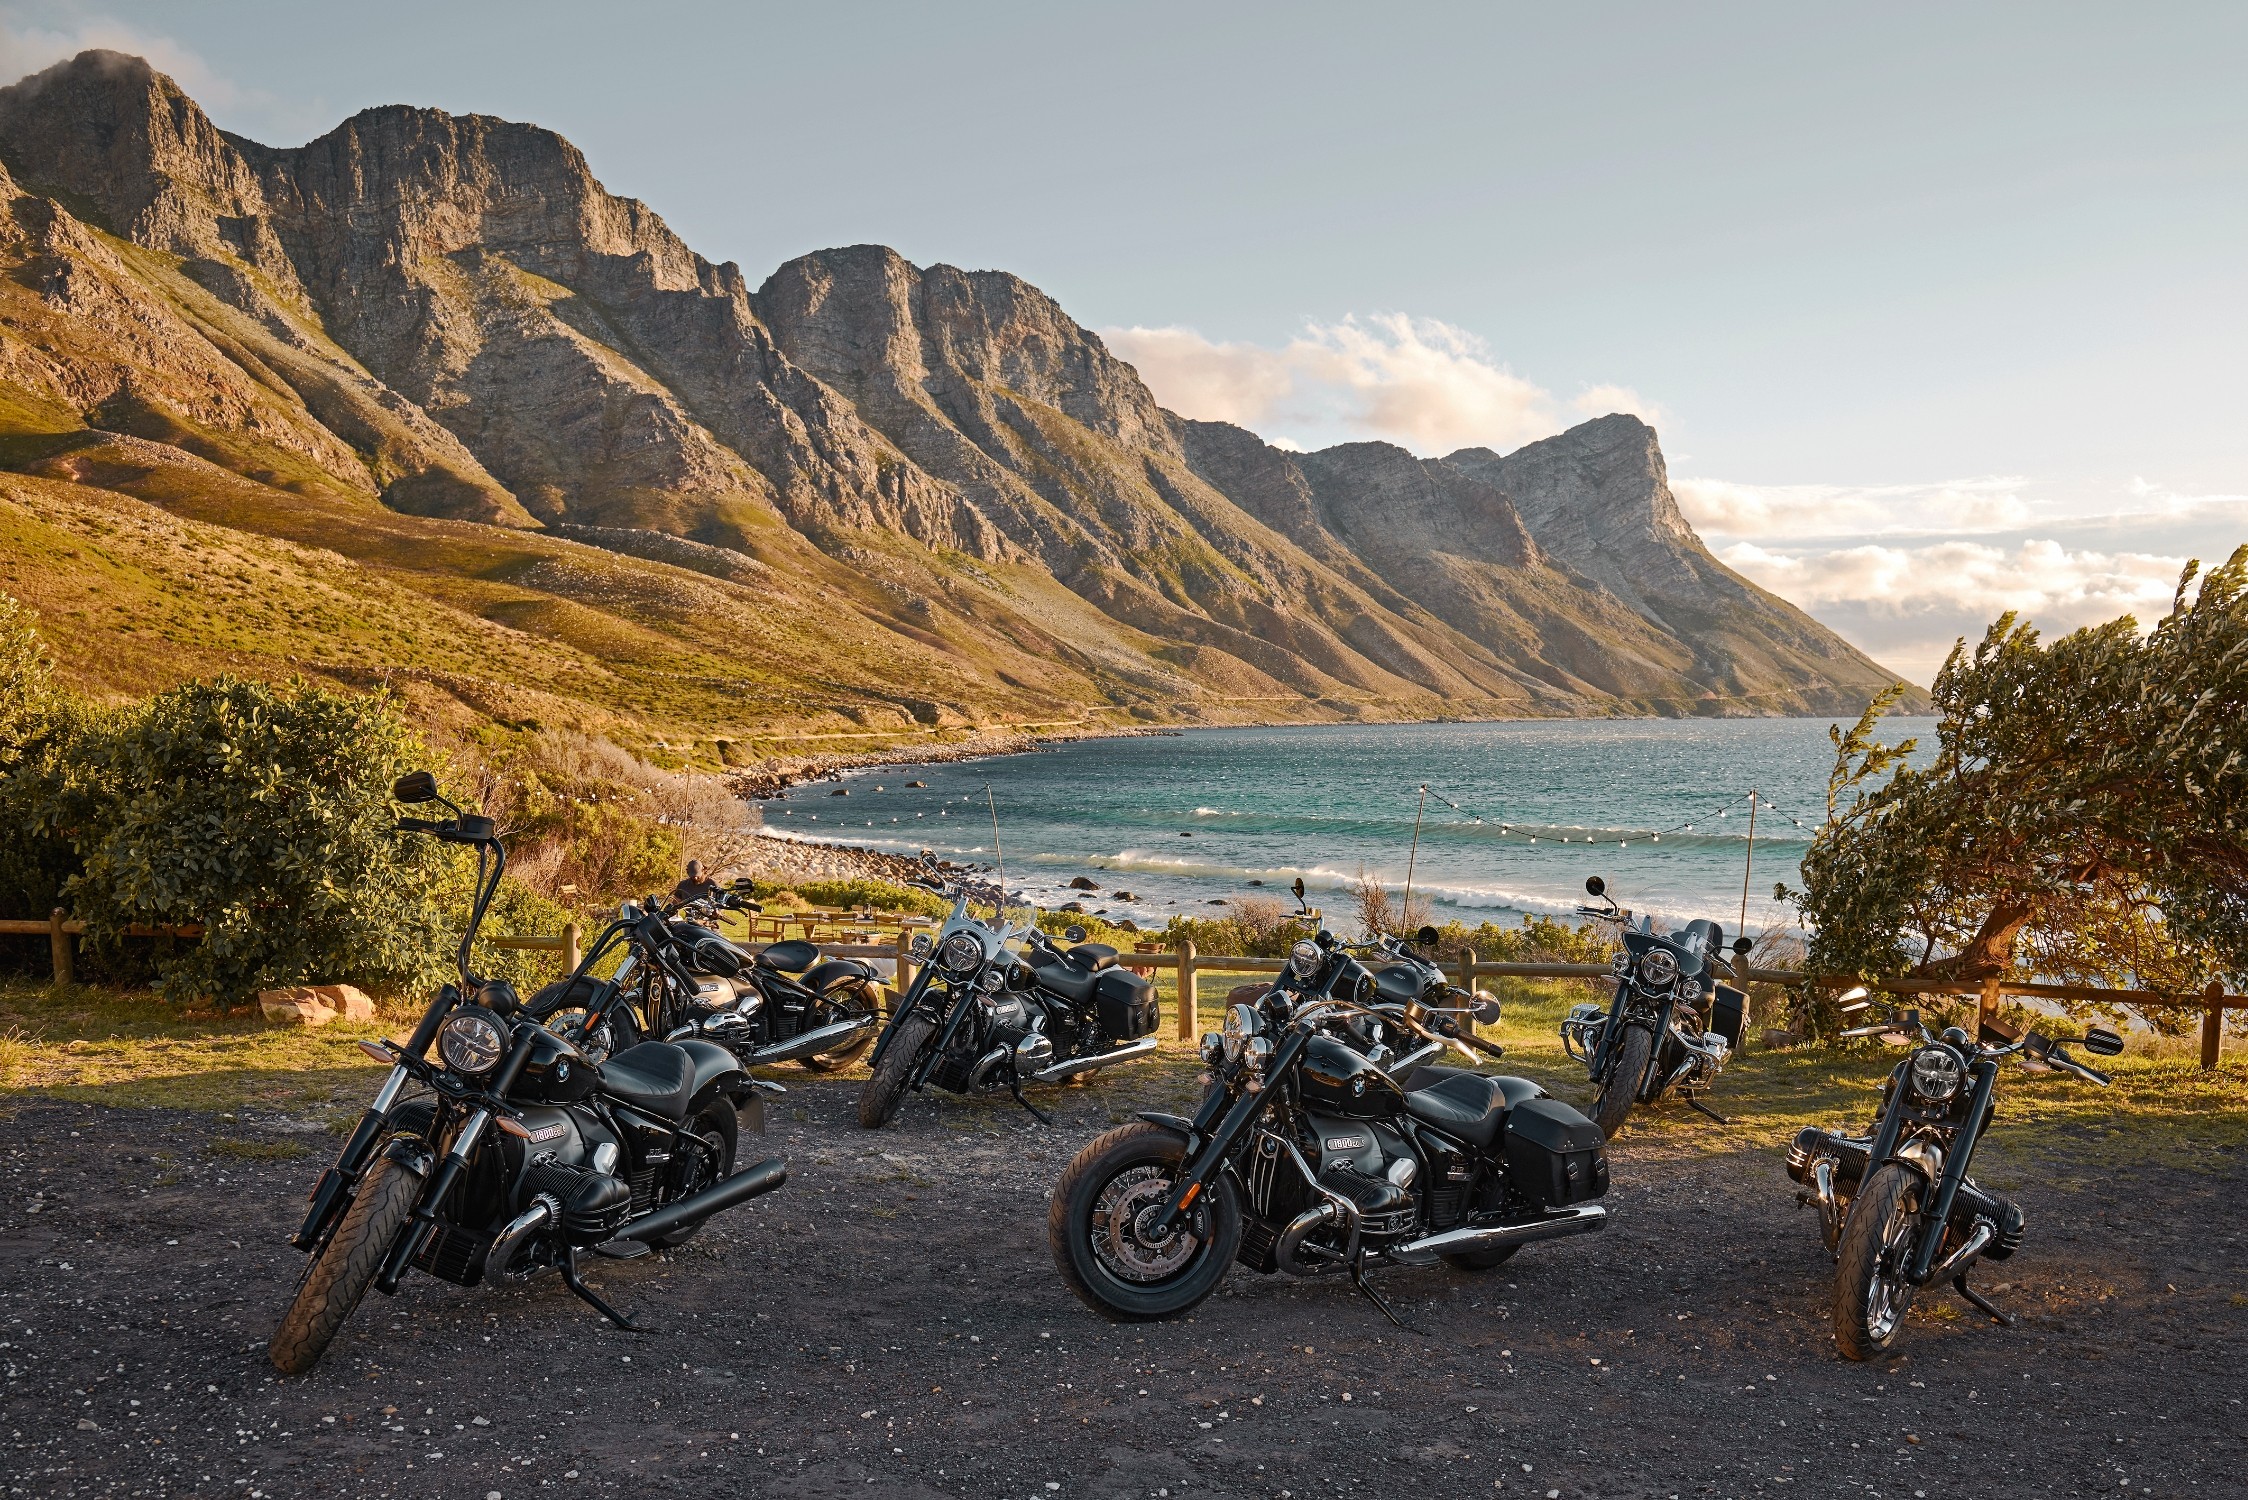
395, 817, 447, 834
2052, 1053, 2112, 1087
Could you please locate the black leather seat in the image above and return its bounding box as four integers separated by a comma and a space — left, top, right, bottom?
1027, 948, 1098, 1004
1066, 942, 1118, 972
677, 1039, 742, 1103
598, 1042, 695, 1119
1404, 1064, 1545, 1110
1402, 1071, 1516, 1148
1372, 964, 1423, 1004
757, 939, 819, 974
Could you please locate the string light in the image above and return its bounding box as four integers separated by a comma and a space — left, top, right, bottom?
1420, 786, 1812, 850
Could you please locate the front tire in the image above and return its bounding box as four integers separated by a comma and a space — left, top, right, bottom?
1591, 1023, 1653, 1138
857, 1014, 935, 1129
1833, 1162, 1924, 1360
267, 1153, 422, 1376
1048, 1123, 1241, 1321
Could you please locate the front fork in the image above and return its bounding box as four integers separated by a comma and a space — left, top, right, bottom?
1905, 1059, 1996, 1286
290, 1064, 411, 1252
374, 1104, 493, 1295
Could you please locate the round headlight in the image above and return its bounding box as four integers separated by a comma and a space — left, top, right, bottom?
938, 930, 983, 975
1638, 948, 1680, 987
1908, 1045, 1965, 1103
1222, 1001, 1262, 1063
1610, 951, 1632, 976
1287, 938, 1323, 981
438, 1008, 507, 1076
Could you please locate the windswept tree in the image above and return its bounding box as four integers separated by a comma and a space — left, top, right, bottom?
1789, 548, 2248, 1026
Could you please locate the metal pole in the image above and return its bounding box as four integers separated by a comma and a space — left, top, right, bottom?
1401, 784, 1428, 933
1737, 791, 1757, 938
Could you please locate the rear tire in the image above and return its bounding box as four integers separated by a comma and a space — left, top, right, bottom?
1833, 1162, 1923, 1361
652, 1099, 739, 1247
857, 1014, 935, 1129
1591, 1024, 1652, 1138
267, 1153, 421, 1376
1049, 1123, 1240, 1321
799, 980, 882, 1072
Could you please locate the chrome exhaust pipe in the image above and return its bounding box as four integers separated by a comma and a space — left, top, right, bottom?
1028, 1036, 1160, 1083
1929, 1217, 1994, 1280
968, 1044, 1012, 1089
605, 1157, 788, 1245
744, 1016, 876, 1067
483, 1197, 557, 1286
1384, 1203, 1607, 1265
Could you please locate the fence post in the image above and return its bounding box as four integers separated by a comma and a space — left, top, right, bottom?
2202, 983, 2223, 1071
1462, 947, 1479, 1038
1978, 975, 2001, 1034
49, 907, 72, 987
895, 928, 915, 994
564, 922, 582, 973
1175, 940, 1198, 1042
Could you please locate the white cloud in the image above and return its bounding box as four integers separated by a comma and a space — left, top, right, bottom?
1570, 383, 1665, 425
1104, 314, 1651, 457
1673, 474, 2033, 541
0, 15, 247, 109
1721, 537, 2191, 684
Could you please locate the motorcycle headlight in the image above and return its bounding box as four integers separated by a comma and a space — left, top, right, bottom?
1199, 1031, 1225, 1066
1610, 951, 1631, 976
438, 1007, 507, 1077
1222, 1001, 1263, 1063
1907, 1045, 1965, 1103
1242, 1036, 1272, 1074
938, 930, 983, 975
1287, 939, 1323, 981
1679, 978, 1704, 1002
1638, 948, 1679, 988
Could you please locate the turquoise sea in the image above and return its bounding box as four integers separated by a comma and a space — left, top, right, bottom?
765, 718, 1937, 940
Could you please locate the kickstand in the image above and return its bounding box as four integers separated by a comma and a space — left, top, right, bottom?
1010, 1081, 1053, 1126
562, 1247, 645, 1333
1350, 1257, 1421, 1336
1685, 1094, 1732, 1125
1952, 1268, 2012, 1326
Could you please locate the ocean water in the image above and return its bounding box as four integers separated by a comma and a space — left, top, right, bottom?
763, 718, 1936, 939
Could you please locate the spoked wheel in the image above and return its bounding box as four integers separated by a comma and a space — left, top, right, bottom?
652, 1100, 738, 1248
528, 1004, 632, 1064
858, 1015, 934, 1129
1591, 1024, 1653, 1138
798, 980, 883, 1072
1049, 1123, 1240, 1321
1833, 1161, 1923, 1360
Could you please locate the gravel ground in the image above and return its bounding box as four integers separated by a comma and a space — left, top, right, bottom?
3, 1079, 2242, 1500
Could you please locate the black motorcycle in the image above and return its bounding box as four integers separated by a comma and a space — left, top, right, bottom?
530, 881, 883, 1073
269, 773, 788, 1375
857, 864, 1163, 1128
1558, 875, 1754, 1135
1787, 988, 2122, 1359
1048, 925, 1608, 1324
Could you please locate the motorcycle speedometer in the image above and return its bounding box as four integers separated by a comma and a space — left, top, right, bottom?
1907, 1044, 1965, 1103
938, 930, 983, 975
1287, 938, 1323, 981
1638, 947, 1680, 987
437, 1007, 507, 1076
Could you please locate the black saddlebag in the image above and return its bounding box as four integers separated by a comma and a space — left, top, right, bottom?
1711, 983, 1749, 1050
1503, 1098, 1611, 1209
1095, 967, 1160, 1040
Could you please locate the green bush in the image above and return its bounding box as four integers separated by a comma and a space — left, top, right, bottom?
55, 677, 456, 1006
1426, 913, 1616, 966
782, 877, 950, 919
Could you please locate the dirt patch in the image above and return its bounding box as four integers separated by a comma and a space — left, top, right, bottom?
2, 1079, 2242, 1499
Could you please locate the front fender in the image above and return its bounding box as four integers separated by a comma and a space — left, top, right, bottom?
1891, 1136, 1945, 1182
380, 1135, 435, 1178
1135, 1111, 1200, 1152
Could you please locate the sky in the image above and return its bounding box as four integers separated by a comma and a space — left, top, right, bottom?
4, 1, 2244, 684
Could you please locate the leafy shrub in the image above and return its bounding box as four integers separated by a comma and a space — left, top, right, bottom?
56, 677, 455, 1006
1161, 896, 1316, 958
780, 877, 950, 919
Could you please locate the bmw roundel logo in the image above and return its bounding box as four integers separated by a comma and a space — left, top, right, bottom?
1350, 1076, 1366, 1096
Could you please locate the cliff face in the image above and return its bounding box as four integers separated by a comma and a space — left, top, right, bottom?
0, 50, 1913, 729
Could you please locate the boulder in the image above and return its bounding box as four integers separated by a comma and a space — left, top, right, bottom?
310, 984, 377, 1021
1068, 876, 1099, 891
259, 987, 334, 1026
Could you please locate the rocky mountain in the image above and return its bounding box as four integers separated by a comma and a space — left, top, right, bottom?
0, 50, 1915, 752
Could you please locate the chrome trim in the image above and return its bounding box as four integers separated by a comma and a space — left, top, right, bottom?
1931, 1217, 1994, 1279
1388, 1040, 1443, 1075
1027, 1035, 1161, 1083
743, 1014, 878, 1066
482, 1196, 557, 1285
448, 1108, 492, 1161
1383, 1203, 1608, 1265
1271, 1133, 1361, 1273
368, 1064, 409, 1115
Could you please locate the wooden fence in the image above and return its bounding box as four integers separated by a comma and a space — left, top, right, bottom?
7, 907, 2239, 1068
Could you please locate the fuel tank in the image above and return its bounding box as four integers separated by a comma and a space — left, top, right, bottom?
1298, 1034, 1404, 1122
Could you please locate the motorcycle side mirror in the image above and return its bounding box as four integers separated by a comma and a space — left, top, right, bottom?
2081, 1026, 2125, 1057
1468, 990, 1502, 1025
392, 770, 440, 804
1064, 925, 1087, 944
1731, 936, 1755, 957
1584, 875, 1605, 898
1291, 877, 1308, 906
1414, 925, 1439, 948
